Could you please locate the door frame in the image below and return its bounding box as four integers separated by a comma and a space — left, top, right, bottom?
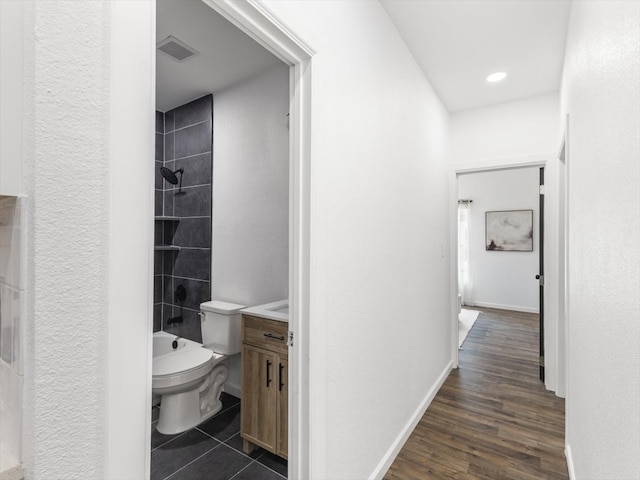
451, 153, 562, 395
200, 2, 314, 477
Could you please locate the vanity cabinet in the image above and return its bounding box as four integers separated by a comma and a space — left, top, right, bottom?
241, 314, 288, 460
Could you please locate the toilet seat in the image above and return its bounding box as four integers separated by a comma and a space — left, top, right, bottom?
154, 347, 213, 377
152, 347, 227, 392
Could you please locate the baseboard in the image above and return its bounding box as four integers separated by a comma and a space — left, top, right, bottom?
565, 443, 576, 480
369, 360, 453, 480
471, 301, 539, 314
223, 382, 241, 399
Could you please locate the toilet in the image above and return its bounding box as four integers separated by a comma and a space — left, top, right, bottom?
152, 300, 245, 435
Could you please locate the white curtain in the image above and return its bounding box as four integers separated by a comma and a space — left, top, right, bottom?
458, 202, 472, 306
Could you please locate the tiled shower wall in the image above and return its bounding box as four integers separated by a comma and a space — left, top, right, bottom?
154, 95, 213, 342
0, 195, 26, 469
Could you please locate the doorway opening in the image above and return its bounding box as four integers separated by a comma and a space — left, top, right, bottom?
149, 1, 313, 479
455, 166, 544, 379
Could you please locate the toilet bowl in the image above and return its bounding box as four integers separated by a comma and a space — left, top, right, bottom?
152, 301, 245, 435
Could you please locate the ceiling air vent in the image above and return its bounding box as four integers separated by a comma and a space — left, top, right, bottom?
157, 36, 199, 62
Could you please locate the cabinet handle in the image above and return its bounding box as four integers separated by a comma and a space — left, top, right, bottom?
264, 332, 285, 341
279, 363, 284, 391
266, 360, 272, 387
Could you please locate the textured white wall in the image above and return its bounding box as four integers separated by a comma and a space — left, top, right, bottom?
22, 2, 109, 478
451, 93, 560, 166
212, 64, 289, 397
561, 1, 640, 478
264, 2, 452, 478
20, 1, 155, 478
458, 168, 539, 312
212, 64, 289, 307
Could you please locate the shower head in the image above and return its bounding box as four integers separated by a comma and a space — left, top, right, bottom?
160, 167, 182, 185
160, 167, 185, 193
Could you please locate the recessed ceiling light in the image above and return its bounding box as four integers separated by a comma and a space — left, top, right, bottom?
486, 72, 507, 83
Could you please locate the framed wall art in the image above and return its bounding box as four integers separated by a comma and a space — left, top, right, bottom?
485, 209, 533, 251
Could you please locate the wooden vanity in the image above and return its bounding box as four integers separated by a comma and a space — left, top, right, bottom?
240, 310, 288, 460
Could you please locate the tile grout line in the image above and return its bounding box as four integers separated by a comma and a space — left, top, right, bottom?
161, 441, 223, 480
165, 151, 212, 162
164, 118, 211, 134
228, 462, 254, 480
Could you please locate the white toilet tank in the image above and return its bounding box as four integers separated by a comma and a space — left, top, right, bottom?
200, 300, 246, 355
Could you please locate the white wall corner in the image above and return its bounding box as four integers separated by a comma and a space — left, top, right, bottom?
369, 361, 453, 480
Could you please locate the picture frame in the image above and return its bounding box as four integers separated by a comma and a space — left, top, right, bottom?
485, 209, 533, 251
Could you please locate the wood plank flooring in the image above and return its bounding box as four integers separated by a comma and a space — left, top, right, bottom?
385, 308, 568, 480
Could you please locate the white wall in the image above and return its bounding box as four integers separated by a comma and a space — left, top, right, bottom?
561, 1, 640, 479
263, 2, 453, 478
458, 168, 539, 312
212, 64, 289, 396
212, 64, 289, 307
0, 0, 24, 196
451, 93, 560, 166
20, 1, 154, 478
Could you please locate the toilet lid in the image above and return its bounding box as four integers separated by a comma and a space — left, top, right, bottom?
153, 347, 213, 377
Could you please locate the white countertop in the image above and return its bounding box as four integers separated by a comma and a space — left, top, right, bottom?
241, 299, 288, 323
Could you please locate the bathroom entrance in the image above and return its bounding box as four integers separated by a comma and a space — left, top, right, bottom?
149, 1, 312, 478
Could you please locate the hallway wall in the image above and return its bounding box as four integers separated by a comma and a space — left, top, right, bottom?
561, 1, 640, 478
458, 167, 539, 312
263, 2, 453, 478
451, 92, 560, 166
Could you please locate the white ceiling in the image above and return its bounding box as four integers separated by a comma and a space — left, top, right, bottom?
156, 0, 282, 112
380, 0, 572, 112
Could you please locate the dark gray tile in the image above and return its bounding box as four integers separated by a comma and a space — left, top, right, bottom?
175, 121, 211, 159
162, 275, 173, 304
154, 251, 163, 274
220, 392, 240, 408
155, 133, 164, 161
155, 190, 163, 216
152, 406, 160, 422
154, 275, 163, 304
154, 221, 163, 245
168, 308, 202, 343
172, 185, 211, 217
173, 248, 211, 281
233, 461, 286, 480
165, 109, 175, 133
162, 222, 177, 246
151, 422, 184, 451
151, 429, 219, 480
168, 444, 251, 480
163, 190, 174, 216
156, 111, 164, 133
173, 218, 211, 248
162, 303, 174, 331
170, 277, 210, 312
257, 451, 288, 477
155, 161, 163, 190
197, 404, 240, 442
224, 433, 263, 460
174, 95, 212, 130
164, 132, 175, 161
175, 153, 211, 188
153, 304, 162, 333
162, 251, 176, 275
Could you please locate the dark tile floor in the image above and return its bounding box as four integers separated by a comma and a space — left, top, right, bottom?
151, 393, 287, 480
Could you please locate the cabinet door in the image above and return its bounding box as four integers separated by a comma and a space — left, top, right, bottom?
241, 345, 277, 452
277, 356, 288, 459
